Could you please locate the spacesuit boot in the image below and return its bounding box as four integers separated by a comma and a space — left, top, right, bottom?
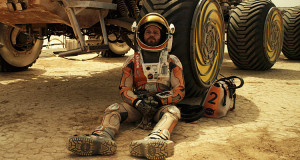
129, 105, 180, 160
67, 104, 123, 156
67, 127, 116, 156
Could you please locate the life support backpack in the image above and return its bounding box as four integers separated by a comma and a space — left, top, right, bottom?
179, 76, 244, 122
203, 76, 244, 118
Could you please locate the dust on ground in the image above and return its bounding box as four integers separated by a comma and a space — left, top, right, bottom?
0, 49, 299, 160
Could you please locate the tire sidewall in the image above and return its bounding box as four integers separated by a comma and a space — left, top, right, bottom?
263, 6, 283, 65
189, 0, 225, 88
108, 42, 130, 55
0, 24, 43, 67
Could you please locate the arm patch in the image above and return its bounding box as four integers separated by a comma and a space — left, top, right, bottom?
169, 55, 183, 69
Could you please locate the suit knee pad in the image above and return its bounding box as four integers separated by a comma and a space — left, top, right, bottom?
105, 103, 128, 123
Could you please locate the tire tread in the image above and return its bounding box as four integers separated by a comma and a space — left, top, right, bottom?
228, 0, 279, 70
282, 7, 300, 60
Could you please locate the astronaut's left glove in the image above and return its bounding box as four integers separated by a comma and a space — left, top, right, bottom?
144, 96, 162, 109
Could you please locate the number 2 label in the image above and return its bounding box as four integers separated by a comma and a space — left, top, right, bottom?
208, 92, 218, 104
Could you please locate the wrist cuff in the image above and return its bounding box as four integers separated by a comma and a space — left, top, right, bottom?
133, 98, 143, 107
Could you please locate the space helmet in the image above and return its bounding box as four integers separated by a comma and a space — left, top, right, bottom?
132, 13, 175, 52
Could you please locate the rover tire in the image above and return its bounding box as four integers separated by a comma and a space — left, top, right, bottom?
0, 23, 43, 72
228, 0, 284, 70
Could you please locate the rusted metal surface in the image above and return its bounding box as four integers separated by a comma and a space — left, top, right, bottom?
0, 0, 68, 26
0, 0, 110, 28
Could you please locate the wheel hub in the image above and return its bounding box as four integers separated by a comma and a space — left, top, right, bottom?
268, 21, 279, 52
10, 28, 34, 56
202, 21, 219, 64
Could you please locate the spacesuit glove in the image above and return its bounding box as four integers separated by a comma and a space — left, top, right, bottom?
134, 99, 157, 117
144, 96, 162, 108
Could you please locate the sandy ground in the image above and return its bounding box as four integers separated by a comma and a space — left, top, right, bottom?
0, 48, 299, 160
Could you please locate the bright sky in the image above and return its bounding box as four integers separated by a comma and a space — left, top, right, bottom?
272, 0, 300, 7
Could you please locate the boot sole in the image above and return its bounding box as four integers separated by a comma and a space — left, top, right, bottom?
67, 135, 116, 156
130, 139, 174, 160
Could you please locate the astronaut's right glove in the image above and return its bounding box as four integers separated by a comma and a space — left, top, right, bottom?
134, 99, 157, 116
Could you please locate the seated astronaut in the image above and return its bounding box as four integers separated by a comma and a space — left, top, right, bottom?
67, 13, 185, 160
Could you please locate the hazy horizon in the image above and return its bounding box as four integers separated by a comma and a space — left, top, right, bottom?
272, 0, 300, 7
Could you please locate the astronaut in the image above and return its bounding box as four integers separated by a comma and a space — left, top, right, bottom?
67, 13, 185, 160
